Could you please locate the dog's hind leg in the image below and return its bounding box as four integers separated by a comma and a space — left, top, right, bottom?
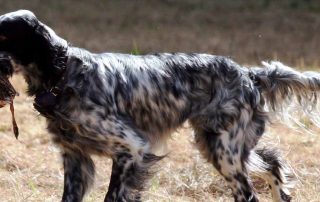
191, 125, 259, 201
190, 103, 267, 202
244, 107, 294, 201
61, 148, 95, 202
248, 148, 294, 202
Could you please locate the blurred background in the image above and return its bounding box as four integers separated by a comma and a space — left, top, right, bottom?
0, 1, 320, 201
1, 0, 320, 66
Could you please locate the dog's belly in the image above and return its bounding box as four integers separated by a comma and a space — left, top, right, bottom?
126, 97, 190, 133
47, 116, 122, 156
48, 94, 192, 155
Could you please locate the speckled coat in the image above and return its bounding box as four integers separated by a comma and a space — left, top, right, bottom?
1, 10, 320, 202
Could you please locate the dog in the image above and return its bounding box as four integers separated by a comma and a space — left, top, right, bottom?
1, 10, 320, 202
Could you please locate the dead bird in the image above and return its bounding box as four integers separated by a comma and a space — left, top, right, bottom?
0, 54, 19, 138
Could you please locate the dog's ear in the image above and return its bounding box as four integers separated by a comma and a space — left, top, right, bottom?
0, 10, 45, 66
0, 10, 39, 40
0, 10, 30, 73
0, 10, 67, 65
0, 10, 68, 94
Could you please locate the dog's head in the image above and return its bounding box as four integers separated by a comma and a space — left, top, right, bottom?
0, 10, 41, 68
0, 10, 68, 95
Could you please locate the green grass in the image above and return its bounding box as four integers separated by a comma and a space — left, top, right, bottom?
130, 42, 142, 55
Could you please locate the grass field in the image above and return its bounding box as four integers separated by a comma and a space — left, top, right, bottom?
0, 1, 320, 201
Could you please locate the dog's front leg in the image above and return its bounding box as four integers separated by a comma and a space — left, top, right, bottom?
61, 148, 95, 202
72, 116, 163, 202
104, 152, 163, 202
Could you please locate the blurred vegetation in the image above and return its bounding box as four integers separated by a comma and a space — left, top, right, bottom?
0, 0, 320, 66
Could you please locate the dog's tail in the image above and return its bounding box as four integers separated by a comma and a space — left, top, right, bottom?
250, 61, 320, 127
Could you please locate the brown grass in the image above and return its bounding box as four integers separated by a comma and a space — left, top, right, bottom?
0, 1, 320, 201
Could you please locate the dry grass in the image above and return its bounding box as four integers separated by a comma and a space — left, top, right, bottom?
0, 1, 320, 201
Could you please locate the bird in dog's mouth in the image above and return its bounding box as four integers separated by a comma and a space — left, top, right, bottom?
0, 54, 19, 139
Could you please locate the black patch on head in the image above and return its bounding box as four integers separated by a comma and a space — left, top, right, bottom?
0, 10, 67, 94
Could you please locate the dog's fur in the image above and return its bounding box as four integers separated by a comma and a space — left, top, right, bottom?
1, 10, 320, 202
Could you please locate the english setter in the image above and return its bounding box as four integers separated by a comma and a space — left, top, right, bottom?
0, 10, 319, 202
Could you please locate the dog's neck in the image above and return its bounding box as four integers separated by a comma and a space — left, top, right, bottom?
18, 36, 69, 96
17, 47, 68, 96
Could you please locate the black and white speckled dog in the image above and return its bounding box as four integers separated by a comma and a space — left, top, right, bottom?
1, 10, 320, 202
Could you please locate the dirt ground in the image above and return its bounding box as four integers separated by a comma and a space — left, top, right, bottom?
0, 1, 320, 201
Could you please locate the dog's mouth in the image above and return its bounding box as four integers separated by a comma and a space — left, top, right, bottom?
0, 54, 19, 138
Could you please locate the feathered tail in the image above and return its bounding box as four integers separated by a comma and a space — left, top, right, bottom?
250, 61, 320, 128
